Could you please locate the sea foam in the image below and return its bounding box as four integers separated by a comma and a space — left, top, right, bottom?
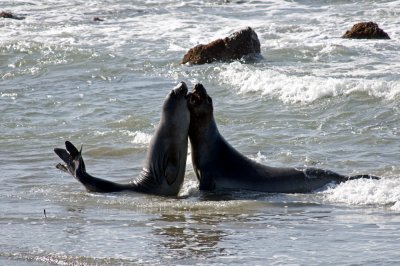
121, 130, 152, 145
322, 178, 400, 211
217, 62, 400, 104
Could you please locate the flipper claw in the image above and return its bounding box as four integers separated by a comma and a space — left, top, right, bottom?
56, 163, 69, 173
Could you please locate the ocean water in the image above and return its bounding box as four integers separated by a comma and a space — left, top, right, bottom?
1, 0, 400, 265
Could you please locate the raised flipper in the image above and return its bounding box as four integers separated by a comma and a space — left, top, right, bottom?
54, 141, 82, 177
54, 141, 131, 193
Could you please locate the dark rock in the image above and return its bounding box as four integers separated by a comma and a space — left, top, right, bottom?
181, 27, 261, 65
93, 17, 104, 22
342, 22, 390, 39
0, 11, 25, 20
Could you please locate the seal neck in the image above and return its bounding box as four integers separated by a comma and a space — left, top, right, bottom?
189, 115, 219, 147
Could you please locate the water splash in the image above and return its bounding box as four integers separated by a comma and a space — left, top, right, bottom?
322, 177, 400, 210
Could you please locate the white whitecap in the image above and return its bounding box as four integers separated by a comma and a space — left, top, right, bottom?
249, 151, 268, 164
321, 177, 400, 210
179, 179, 200, 198
1, 92, 18, 99
217, 62, 400, 104
390, 201, 400, 211
125, 130, 152, 145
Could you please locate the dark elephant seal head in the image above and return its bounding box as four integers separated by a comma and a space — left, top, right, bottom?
161, 82, 190, 130
188, 83, 214, 129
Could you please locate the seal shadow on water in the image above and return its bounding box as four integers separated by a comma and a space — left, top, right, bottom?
54, 82, 190, 197
187, 83, 380, 193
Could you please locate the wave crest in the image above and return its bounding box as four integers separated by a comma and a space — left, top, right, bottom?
217, 62, 400, 104
322, 177, 400, 210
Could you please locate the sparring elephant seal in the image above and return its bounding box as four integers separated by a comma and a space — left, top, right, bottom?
54, 82, 190, 196
188, 83, 379, 193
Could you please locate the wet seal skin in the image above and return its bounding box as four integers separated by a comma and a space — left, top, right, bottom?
54, 82, 190, 196
188, 83, 379, 193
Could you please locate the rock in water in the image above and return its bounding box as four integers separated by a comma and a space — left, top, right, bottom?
0, 11, 25, 20
181, 27, 261, 65
342, 22, 390, 39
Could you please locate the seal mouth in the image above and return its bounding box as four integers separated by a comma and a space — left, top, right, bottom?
189, 83, 207, 105
189, 91, 202, 105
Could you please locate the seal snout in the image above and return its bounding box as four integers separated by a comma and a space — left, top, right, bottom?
172, 81, 188, 97
193, 83, 207, 97
189, 83, 208, 105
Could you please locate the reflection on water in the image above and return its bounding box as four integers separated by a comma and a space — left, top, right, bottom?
2, 186, 400, 265
148, 191, 324, 260
152, 212, 228, 259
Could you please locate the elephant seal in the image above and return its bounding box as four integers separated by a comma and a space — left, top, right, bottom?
188, 84, 379, 193
54, 82, 190, 196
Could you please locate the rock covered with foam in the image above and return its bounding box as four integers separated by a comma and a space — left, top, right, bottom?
0, 11, 25, 20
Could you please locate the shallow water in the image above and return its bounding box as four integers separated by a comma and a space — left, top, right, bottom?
1, 0, 400, 265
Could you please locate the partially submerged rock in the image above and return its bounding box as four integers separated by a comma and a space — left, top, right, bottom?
181, 27, 261, 65
0, 11, 25, 20
342, 22, 390, 39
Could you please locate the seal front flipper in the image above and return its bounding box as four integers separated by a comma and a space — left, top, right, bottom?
163, 153, 180, 185
164, 164, 178, 185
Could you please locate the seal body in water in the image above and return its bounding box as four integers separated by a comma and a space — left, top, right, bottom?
188, 84, 379, 193
54, 82, 190, 196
